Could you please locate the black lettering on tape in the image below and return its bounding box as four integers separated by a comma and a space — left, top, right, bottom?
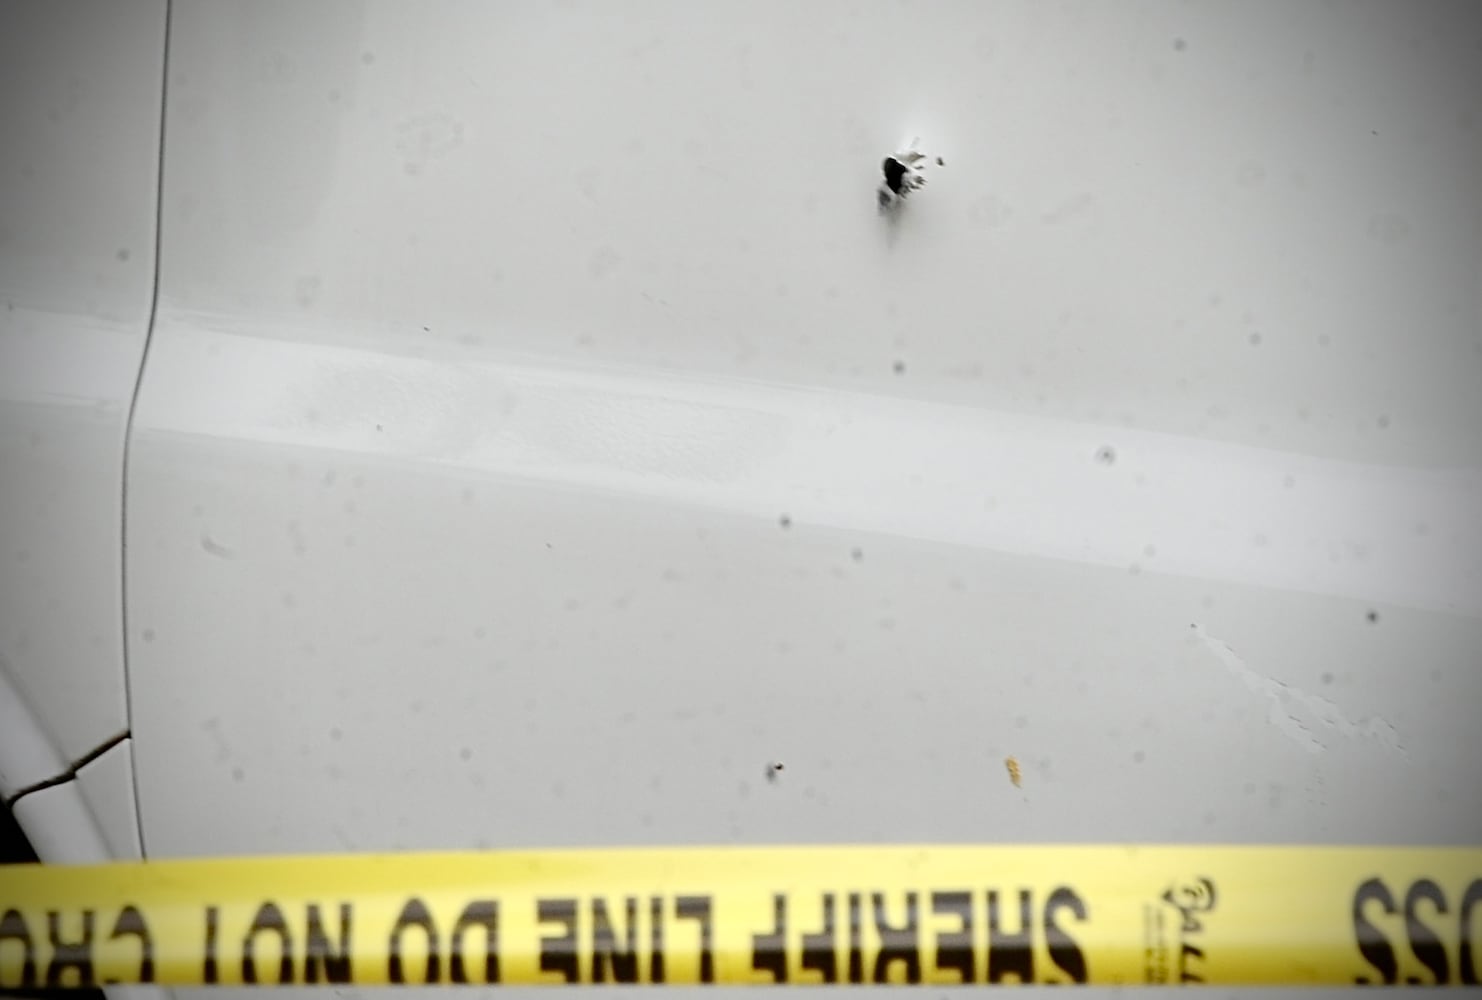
1045, 887, 1089, 984
650, 896, 665, 983
202, 905, 219, 984
846, 892, 863, 984
107, 905, 154, 984
537, 898, 578, 983
242, 902, 293, 984
1353, 877, 1399, 985
305, 903, 352, 984
388, 898, 440, 984
751, 895, 787, 982
987, 889, 1035, 984
676, 896, 714, 983
801, 893, 837, 983
1179, 942, 1206, 984
1461, 880, 1481, 986
0, 909, 37, 989
1404, 879, 1449, 985
592, 897, 639, 984
46, 910, 96, 987
450, 901, 499, 984
872, 892, 921, 983
931, 891, 974, 983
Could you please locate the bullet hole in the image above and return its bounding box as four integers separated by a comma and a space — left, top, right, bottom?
1377, 414, 1391, 429
1366, 609, 1380, 624
892, 359, 906, 375
850, 546, 863, 562
376, 423, 383, 431
1248, 332, 1262, 346
936, 156, 945, 166
115, 248, 131, 262
459, 747, 472, 761
778, 513, 792, 529
765, 761, 784, 782
1095, 445, 1117, 465
231, 767, 245, 782
1132, 749, 1146, 763
329, 726, 343, 741
1320, 672, 1333, 685
1173, 37, 1188, 51
142, 628, 156, 642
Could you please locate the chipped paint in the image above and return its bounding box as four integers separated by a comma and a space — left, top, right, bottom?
1190, 624, 1404, 757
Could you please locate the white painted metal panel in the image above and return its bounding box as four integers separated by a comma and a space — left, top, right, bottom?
0, 0, 166, 764
129, 0, 1482, 875
12, 780, 113, 864
75, 738, 144, 861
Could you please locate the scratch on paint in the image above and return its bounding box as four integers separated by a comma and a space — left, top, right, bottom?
1189, 624, 1405, 757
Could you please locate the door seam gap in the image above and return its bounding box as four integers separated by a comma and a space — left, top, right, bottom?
4, 729, 132, 809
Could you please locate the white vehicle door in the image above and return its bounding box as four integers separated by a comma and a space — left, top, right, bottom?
4, 2, 1480, 997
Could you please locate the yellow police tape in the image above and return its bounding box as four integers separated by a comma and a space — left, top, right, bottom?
1, 845, 1479, 988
